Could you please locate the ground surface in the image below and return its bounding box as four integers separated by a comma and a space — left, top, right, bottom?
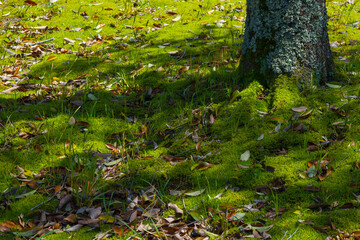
0, 0, 360, 239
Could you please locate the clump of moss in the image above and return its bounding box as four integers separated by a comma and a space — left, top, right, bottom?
212, 81, 265, 139
271, 74, 301, 112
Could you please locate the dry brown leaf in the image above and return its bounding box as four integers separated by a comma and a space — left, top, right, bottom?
64, 214, 78, 223
178, 66, 189, 73
0, 220, 22, 232
197, 162, 214, 170
66, 224, 83, 232
113, 225, 125, 234
54, 185, 62, 193
196, 142, 201, 152
75, 121, 90, 127
128, 210, 137, 223
24, 0, 37, 6
209, 114, 215, 125
34, 144, 42, 153
299, 109, 313, 119
168, 203, 184, 215
26, 180, 39, 189
59, 194, 73, 209
89, 207, 102, 219
291, 106, 307, 112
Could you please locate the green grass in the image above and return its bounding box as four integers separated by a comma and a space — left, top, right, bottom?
1, 0, 360, 239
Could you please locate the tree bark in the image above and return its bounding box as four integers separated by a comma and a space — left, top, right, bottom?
239, 0, 335, 87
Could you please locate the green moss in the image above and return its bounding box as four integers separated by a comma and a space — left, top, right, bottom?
271, 74, 301, 112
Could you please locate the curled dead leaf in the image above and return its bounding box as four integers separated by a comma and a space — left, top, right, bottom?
168, 203, 183, 214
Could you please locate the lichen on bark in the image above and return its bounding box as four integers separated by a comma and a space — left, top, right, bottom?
239, 0, 335, 87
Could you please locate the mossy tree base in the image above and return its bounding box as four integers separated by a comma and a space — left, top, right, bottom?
239, 0, 335, 87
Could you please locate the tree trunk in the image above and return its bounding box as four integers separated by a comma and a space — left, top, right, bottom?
239, 0, 335, 87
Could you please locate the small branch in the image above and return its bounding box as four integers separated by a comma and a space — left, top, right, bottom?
280, 230, 288, 240
30, 37, 55, 46
339, 155, 350, 164
181, 196, 192, 217
0, 86, 20, 94
286, 227, 299, 240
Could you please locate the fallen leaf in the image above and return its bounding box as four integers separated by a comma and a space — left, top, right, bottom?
112, 225, 126, 235
307, 143, 319, 152
87, 93, 98, 101
64, 214, 78, 223
275, 122, 282, 132
168, 203, 183, 214
24, 0, 37, 6
75, 121, 90, 127
143, 208, 160, 217
196, 142, 201, 151
267, 117, 283, 122
66, 224, 83, 232
237, 164, 250, 169
69, 116, 76, 125
172, 15, 181, 21
240, 150, 250, 161
257, 133, 264, 141
300, 109, 313, 119
54, 185, 62, 193
178, 66, 189, 73
229, 212, 246, 221
34, 144, 42, 152
0, 220, 22, 232
167, 11, 178, 15
209, 114, 215, 125
307, 165, 317, 178
59, 194, 73, 209
326, 83, 341, 89
98, 215, 115, 223
26, 180, 39, 189
196, 161, 214, 170
47, 55, 57, 62
291, 106, 307, 112
185, 188, 206, 197
89, 207, 102, 219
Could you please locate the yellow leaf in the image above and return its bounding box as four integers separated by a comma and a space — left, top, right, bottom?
99, 215, 115, 223
47, 56, 57, 62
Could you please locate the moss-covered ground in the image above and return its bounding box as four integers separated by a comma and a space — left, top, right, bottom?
0, 0, 360, 239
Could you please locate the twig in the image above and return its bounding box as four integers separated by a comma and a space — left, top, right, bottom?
339, 154, 350, 164
175, 48, 186, 63
0, 86, 20, 94
30, 175, 67, 211
181, 196, 192, 217
286, 227, 299, 240
30, 37, 55, 46
280, 230, 288, 240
